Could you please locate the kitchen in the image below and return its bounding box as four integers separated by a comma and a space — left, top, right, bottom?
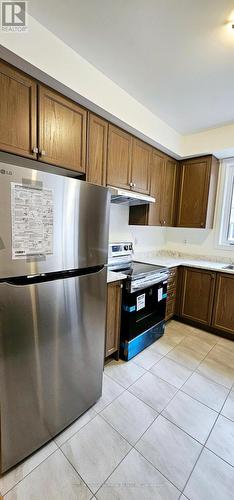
0, 1, 234, 499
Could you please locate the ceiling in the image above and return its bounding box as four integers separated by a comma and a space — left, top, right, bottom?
29, 0, 234, 134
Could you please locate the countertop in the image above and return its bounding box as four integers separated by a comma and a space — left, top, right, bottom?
134, 253, 234, 275
107, 270, 127, 284
106, 253, 234, 284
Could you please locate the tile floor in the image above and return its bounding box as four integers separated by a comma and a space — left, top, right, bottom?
1, 320, 234, 499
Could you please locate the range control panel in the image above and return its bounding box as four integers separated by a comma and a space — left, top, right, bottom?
108, 242, 133, 259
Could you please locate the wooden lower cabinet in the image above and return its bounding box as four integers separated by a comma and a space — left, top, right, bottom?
105, 281, 123, 358
212, 273, 234, 335
180, 267, 216, 326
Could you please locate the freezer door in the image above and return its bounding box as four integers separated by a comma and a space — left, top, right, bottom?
0, 159, 110, 279
0, 267, 106, 473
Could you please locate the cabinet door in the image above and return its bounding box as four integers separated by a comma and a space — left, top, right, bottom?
0, 61, 37, 159
107, 125, 132, 189
38, 85, 87, 172
131, 138, 151, 194
86, 113, 108, 185
161, 158, 178, 226
177, 158, 211, 228
180, 267, 216, 325
148, 150, 165, 225
106, 282, 122, 357
212, 273, 234, 335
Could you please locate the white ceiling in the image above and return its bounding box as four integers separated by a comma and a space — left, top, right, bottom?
29, 0, 234, 134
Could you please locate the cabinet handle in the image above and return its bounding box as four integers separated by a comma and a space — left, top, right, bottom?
39, 149, 47, 156
129, 182, 133, 187
132, 183, 136, 188
200, 222, 204, 227
211, 274, 216, 280
32, 147, 39, 154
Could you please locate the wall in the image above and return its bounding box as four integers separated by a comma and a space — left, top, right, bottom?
109, 205, 166, 252
1, 14, 234, 159
165, 163, 234, 259
0, 15, 182, 157
109, 163, 234, 260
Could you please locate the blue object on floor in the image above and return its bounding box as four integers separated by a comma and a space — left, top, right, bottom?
120, 320, 165, 361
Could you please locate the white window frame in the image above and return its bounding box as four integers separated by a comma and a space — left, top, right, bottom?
219, 160, 234, 248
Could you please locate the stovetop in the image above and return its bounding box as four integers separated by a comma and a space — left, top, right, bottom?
114, 261, 167, 278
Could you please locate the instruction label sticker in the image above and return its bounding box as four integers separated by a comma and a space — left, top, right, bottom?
158, 288, 163, 302
11, 183, 53, 259
137, 293, 145, 311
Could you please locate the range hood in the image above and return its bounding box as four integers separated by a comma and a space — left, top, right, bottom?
108, 186, 155, 206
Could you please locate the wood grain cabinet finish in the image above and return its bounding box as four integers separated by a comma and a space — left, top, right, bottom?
165, 267, 178, 321
161, 158, 178, 226
0, 61, 37, 159
105, 281, 122, 358
212, 273, 234, 335
148, 150, 165, 225
177, 156, 219, 228
180, 267, 216, 326
107, 125, 132, 189
38, 85, 87, 172
131, 138, 151, 194
129, 152, 178, 227
86, 113, 108, 185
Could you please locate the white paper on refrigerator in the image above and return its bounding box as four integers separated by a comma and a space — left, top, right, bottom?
11, 183, 53, 259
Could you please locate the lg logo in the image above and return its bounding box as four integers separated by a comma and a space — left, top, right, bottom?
1, 1, 28, 31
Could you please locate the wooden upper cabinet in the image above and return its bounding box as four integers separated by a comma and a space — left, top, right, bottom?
129, 151, 178, 227
107, 125, 132, 189
86, 113, 108, 186
212, 273, 234, 335
177, 156, 219, 228
161, 158, 178, 226
131, 139, 151, 194
38, 85, 87, 172
0, 60, 37, 159
180, 267, 216, 325
148, 150, 165, 225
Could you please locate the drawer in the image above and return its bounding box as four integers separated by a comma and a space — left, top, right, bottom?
168, 267, 177, 277
167, 289, 176, 301
165, 299, 176, 320
167, 279, 177, 291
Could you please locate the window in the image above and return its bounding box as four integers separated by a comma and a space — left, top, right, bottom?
220, 163, 234, 247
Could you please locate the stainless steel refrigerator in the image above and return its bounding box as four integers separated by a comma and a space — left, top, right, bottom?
0, 154, 110, 473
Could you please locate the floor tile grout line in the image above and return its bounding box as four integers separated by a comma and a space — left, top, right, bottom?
2, 322, 232, 498
58, 444, 94, 498
1, 447, 59, 497
179, 364, 234, 496
100, 325, 234, 493
93, 408, 184, 497
1, 379, 132, 498
204, 444, 234, 469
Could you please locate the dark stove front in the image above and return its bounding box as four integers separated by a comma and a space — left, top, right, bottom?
120, 280, 167, 361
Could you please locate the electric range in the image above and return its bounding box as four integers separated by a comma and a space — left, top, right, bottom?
108, 242, 169, 360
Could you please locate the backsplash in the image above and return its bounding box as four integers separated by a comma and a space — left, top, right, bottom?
109, 204, 166, 252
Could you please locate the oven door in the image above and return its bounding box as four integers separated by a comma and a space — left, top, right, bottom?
121, 280, 167, 342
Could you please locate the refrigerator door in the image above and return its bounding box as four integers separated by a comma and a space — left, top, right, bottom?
0, 267, 106, 473
0, 160, 110, 279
